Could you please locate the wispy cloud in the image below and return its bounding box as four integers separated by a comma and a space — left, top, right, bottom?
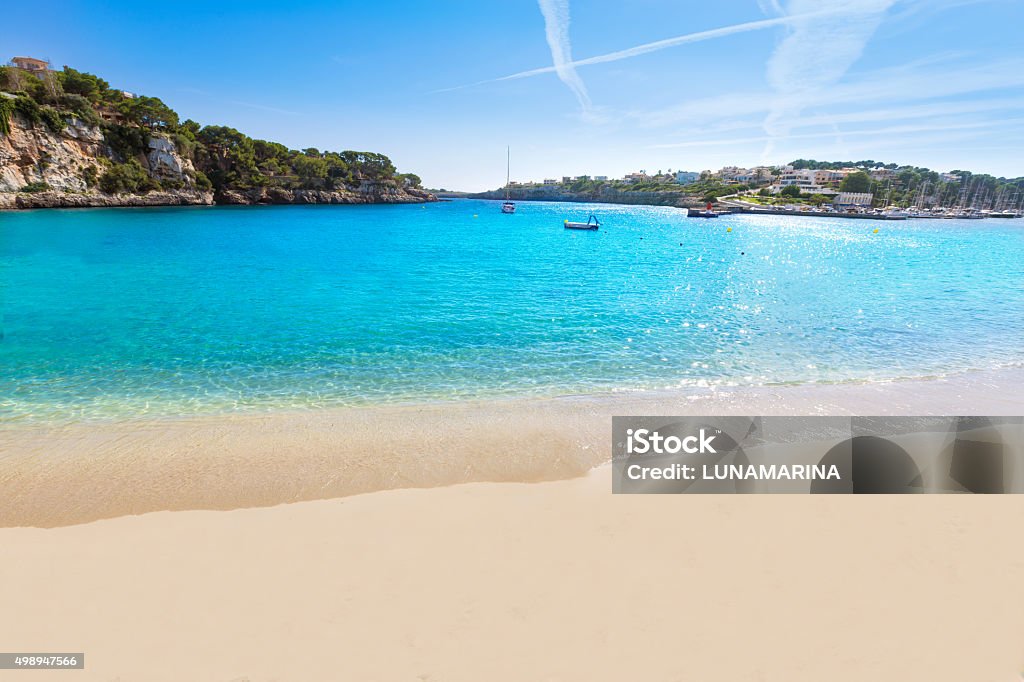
706, 96, 1024, 137
636, 57, 1024, 131
759, 0, 896, 159
536, 0, 593, 118
434, 6, 858, 94
650, 117, 1024, 149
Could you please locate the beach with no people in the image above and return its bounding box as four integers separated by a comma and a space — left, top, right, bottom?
2, 197, 1023, 682
3, 371, 1024, 680
1, 380, 1024, 681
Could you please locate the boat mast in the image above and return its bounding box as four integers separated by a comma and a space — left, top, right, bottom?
505, 146, 511, 201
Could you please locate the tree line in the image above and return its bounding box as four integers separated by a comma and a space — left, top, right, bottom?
0, 64, 421, 195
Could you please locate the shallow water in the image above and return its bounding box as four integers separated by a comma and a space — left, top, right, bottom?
2, 200, 1022, 422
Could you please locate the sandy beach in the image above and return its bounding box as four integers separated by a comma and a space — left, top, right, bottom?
2, 371, 1024, 681
3, 368, 1024, 528
2, 465, 1024, 681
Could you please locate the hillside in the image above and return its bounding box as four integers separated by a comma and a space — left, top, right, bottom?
470, 161, 1023, 210
469, 177, 740, 208
0, 63, 434, 209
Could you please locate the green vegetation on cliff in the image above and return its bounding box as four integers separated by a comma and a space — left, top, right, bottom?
0, 64, 422, 197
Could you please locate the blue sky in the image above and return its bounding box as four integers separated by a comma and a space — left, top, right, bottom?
3, 0, 1022, 190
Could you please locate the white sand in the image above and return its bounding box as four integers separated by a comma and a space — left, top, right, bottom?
2, 370, 1024, 680
1, 466, 1023, 681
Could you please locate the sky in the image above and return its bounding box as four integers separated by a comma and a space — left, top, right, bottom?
3, 0, 1023, 191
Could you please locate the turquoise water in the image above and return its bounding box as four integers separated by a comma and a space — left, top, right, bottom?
2, 200, 1023, 423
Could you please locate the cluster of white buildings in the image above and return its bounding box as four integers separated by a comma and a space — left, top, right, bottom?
509, 164, 963, 195
513, 169, 702, 187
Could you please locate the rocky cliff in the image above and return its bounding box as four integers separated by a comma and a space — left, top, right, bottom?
0, 109, 211, 209
216, 185, 435, 206
0, 110, 434, 210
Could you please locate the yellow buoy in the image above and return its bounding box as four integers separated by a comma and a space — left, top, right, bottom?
727, 227, 732, 233
873, 228, 879, 233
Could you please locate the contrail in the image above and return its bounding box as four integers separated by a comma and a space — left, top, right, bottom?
433, 7, 854, 94
537, 0, 592, 114
760, 0, 895, 159
649, 116, 1024, 149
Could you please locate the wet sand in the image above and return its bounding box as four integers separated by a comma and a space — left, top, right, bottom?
3, 368, 1023, 528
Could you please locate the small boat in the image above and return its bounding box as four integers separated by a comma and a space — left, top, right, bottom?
564, 214, 600, 230
688, 202, 719, 218
500, 147, 515, 214
687, 208, 719, 218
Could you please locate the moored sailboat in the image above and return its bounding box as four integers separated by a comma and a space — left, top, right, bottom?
501, 147, 515, 214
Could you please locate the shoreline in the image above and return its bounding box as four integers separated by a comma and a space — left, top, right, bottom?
0, 188, 436, 211
4, 367, 1022, 529
455, 195, 1024, 221
4, 363, 1022, 429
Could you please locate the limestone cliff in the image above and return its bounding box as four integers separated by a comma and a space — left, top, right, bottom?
0, 110, 434, 210
0, 109, 212, 209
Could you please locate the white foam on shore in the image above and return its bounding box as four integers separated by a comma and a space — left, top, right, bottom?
2, 367, 1023, 528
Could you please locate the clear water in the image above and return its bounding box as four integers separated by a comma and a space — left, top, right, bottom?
2, 200, 1022, 423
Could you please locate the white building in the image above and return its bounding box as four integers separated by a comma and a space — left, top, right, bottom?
716, 166, 745, 179
733, 170, 773, 185
675, 171, 699, 184
543, 178, 557, 185
813, 169, 848, 186
833, 192, 873, 207
593, 175, 608, 181
777, 168, 826, 193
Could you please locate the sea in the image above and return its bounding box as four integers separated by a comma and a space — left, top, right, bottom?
2, 199, 1022, 423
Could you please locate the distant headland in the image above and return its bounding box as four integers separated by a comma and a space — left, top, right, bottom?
0, 56, 435, 209
456, 161, 1023, 216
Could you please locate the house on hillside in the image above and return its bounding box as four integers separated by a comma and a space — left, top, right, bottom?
777, 168, 826, 193
9, 56, 51, 76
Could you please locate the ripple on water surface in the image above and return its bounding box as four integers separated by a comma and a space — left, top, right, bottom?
1, 201, 1023, 422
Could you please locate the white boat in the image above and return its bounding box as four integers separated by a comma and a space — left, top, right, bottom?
564, 214, 600, 230
501, 147, 515, 214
